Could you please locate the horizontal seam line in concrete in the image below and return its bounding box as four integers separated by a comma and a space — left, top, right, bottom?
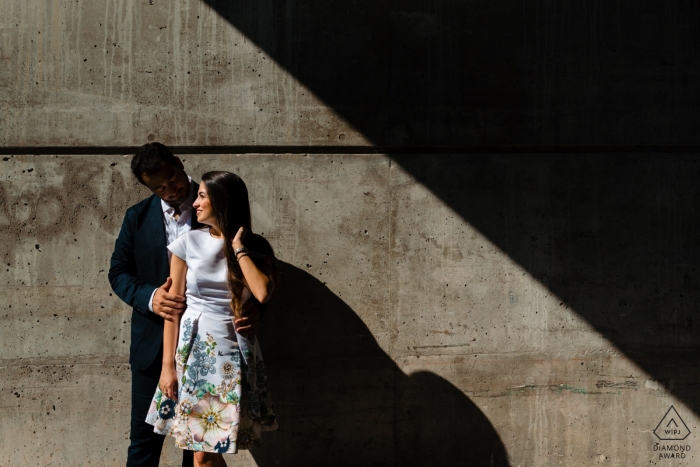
0, 355, 129, 365
2, 145, 700, 155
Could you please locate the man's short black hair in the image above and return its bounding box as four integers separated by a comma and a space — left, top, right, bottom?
131, 142, 178, 184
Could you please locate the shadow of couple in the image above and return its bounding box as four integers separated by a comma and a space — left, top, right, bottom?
250, 261, 510, 467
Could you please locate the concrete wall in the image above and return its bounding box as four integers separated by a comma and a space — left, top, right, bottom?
3, 0, 699, 148
2, 1, 700, 467
3, 154, 700, 467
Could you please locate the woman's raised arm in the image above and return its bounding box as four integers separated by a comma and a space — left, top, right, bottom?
232, 228, 275, 303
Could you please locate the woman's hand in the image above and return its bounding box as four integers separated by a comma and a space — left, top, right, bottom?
232, 226, 247, 250
159, 366, 179, 400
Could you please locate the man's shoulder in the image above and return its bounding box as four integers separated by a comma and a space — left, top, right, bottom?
121, 194, 157, 227
125, 194, 157, 217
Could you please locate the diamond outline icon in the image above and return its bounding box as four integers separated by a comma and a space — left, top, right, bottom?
654, 406, 691, 441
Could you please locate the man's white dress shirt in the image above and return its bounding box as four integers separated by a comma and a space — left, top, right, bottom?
148, 177, 195, 312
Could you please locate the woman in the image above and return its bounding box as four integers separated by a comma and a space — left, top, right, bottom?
146, 171, 278, 466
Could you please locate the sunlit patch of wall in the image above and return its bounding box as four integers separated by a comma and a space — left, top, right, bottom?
2, 0, 700, 465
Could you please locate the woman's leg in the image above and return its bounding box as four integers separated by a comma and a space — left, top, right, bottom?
194, 452, 227, 467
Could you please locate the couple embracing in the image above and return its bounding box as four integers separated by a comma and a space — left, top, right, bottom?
108, 143, 278, 467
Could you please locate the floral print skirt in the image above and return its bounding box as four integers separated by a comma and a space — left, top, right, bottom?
145, 310, 278, 453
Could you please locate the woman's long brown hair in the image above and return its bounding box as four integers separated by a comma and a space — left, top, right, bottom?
201, 171, 278, 319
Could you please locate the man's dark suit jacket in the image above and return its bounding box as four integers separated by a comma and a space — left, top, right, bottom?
108, 187, 202, 371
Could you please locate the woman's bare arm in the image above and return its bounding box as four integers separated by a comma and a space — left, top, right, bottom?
237, 254, 275, 303
232, 228, 274, 303
160, 254, 187, 399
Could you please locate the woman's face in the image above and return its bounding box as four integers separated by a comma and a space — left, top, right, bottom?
193, 182, 216, 227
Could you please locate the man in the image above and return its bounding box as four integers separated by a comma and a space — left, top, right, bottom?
108, 143, 262, 467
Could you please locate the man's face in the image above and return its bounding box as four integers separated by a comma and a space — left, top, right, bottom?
141, 158, 190, 205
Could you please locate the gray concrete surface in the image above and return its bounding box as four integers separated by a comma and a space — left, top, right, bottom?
2, 154, 699, 466
0, 1, 367, 147
2, 0, 700, 466
2, 0, 699, 148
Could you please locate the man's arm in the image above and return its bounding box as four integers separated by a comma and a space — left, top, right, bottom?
108, 210, 157, 312
108, 209, 186, 321
235, 299, 268, 337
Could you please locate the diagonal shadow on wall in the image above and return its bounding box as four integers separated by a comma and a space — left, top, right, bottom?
202, 0, 700, 148
257, 261, 510, 466
394, 154, 700, 405
199, 0, 700, 452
